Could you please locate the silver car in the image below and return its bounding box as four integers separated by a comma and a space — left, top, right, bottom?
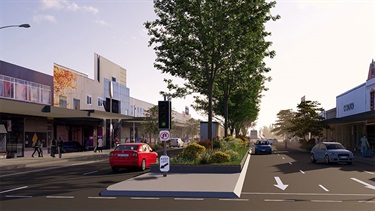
310, 142, 354, 164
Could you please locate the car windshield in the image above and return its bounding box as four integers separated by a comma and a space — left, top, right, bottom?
116, 145, 139, 151
326, 143, 345, 150
256, 141, 269, 145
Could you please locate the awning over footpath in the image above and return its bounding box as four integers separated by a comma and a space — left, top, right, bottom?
0, 99, 133, 120
324, 110, 375, 125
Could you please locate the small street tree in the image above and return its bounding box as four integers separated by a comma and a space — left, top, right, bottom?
142, 106, 159, 144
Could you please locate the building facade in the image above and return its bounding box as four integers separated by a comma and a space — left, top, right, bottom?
324, 59, 375, 151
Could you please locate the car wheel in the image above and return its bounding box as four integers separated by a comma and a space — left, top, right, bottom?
324, 155, 330, 164
310, 154, 316, 163
111, 167, 119, 172
140, 159, 146, 171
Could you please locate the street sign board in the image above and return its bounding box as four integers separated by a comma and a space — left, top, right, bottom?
159, 130, 170, 141
159, 155, 170, 172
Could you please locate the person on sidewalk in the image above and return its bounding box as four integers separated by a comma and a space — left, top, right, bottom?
97, 136, 103, 153
57, 137, 63, 158
359, 135, 369, 157
39, 139, 44, 157
32, 140, 42, 157
50, 139, 57, 158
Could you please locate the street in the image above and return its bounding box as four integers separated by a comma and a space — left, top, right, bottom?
0, 145, 374, 211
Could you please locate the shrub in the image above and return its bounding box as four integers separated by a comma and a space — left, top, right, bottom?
225, 149, 239, 161
209, 151, 230, 163
198, 140, 212, 149
180, 143, 206, 160
198, 151, 212, 164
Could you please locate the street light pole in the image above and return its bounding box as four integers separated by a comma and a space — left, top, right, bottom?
0, 24, 30, 30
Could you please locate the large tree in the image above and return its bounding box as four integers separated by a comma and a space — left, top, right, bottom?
289, 100, 329, 140
272, 109, 295, 140
145, 0, 279, 141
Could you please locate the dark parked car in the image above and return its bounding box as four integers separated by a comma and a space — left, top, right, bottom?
62, 141, 86, 153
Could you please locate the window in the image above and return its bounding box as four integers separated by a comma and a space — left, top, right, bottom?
59, 95, 67, 108
73, 98, 80, 110
86, 95, 92, 105
112, 77, 116, 82
98, 97, 103, 107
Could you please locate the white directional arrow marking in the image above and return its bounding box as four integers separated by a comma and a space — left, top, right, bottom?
274, 177, 289, 190
351, 178, 375, 190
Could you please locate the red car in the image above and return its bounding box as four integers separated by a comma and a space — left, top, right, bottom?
109, 143, 158, 172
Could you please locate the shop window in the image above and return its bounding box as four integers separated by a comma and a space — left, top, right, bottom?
98, 97, 103, 107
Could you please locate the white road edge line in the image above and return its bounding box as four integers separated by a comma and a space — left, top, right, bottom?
5, 195, 32, 198
311, 200, 342, 203
46, 196, 74, 199
83, 171, 98, 175
359, 201, 375, 203
175, 198, 204, 201
131, 197, 159, 200
0, 186, 28, 194
319, 184, 329, 192
242, 192, 375, 197
88, 196, 116, 199
265, 199, 295, 202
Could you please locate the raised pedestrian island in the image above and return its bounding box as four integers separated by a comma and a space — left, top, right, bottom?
150, 150, 250, 173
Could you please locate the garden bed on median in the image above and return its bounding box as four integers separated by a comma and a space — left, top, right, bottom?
150, 148, 250, 173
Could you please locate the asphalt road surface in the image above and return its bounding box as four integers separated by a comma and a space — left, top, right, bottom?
0, 145, 374, 211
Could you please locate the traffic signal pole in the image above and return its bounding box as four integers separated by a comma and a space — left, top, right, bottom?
159, 96, 171, 177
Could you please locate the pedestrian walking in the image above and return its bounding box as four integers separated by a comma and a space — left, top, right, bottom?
38, 139, 44, 157
31, 140, 41, 157
57, 137, 63, 158
50, 139, 57, 158
97, 136, 103, 153
360, 135, 370, 157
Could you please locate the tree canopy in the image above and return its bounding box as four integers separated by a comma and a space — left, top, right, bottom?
145, 0, 279, 140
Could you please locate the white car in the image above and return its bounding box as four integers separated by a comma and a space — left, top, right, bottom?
169, 138, 184, 148
310, 142, 354, 164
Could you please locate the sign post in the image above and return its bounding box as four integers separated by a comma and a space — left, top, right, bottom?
159, 130, 170, 177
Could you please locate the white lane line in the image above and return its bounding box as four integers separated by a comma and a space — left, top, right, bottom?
364, 171, 374, 175
5, 195, 32, 198
175, 198, 204, 201
88, 196, 116, 200
288, 162, 293, 165
319, 184, 329, 192
282, 157, 285, 160
131, 197, 159, 200
311, 200, 342, 203
265, 199, 295, 202
359, 201, 375, 203
0, 160, 104, 178
299, 170, 305, 174
46, 196, 74, 199
0, 186, 28, 194
83, 171, 98, 175
219, 198, 249, 201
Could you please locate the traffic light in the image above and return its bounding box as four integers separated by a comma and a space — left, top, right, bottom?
158, 101, 171, 129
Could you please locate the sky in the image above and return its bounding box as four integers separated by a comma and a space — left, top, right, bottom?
1, 0, 374, 131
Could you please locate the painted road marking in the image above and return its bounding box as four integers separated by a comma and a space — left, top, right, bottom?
219, 198, 249, 201
46, 196, 74, 199
175, 198, 204, 201
5, 195, 32, 198
319, 184, 329, 192
265, 199, 295, 202
242, 192, 375, 197
83, 171, 98, 175
131, 197, 159, 200
0, 186, 28, 194
351, 178, 375, 190
299, 170, 305, 174
364, 171, 374, 175
88, 196, 116, 199
311, 200, 342, 203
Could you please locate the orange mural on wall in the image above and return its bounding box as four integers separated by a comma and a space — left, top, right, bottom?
53, 64, 77, 106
